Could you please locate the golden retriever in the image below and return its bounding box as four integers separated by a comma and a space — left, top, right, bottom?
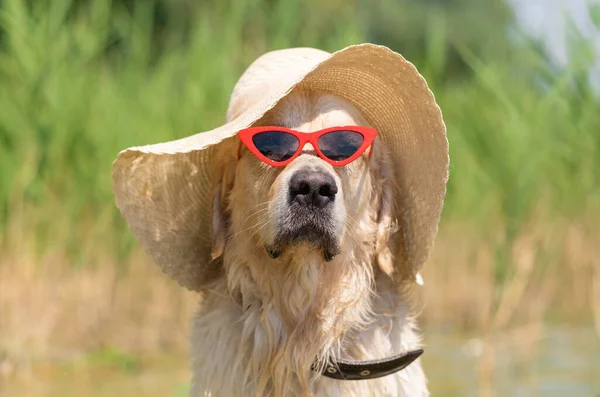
190, 89, 428, 397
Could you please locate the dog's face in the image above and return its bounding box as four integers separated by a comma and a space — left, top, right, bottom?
234, 92, 373, 261
246, 98, 373, 265
212, 90, 398, 296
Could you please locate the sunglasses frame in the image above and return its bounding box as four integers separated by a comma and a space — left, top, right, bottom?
237, 126, 377, 167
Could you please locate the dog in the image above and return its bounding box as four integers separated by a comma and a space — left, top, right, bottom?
112, 44, 448, 397
191, 90, 426, 397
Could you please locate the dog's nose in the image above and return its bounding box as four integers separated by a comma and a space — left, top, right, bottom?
289, 170, 338, 208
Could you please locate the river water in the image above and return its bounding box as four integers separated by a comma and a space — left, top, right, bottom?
2, 326, 598, 396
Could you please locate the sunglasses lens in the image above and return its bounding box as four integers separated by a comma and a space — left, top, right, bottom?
252, 131, 300, 162
318, 131, 364, 162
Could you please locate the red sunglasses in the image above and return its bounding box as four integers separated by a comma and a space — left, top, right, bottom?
237, 126, 377, 167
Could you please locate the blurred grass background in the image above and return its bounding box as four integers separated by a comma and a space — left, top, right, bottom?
0, 0, 599, 395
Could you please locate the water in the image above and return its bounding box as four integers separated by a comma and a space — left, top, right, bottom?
424, 326, 600, 397
2, 327, 598, 396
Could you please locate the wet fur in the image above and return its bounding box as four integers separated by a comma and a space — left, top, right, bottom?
191, 91, 428, 396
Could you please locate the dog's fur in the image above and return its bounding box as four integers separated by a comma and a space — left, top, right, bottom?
191, 90, 428, 396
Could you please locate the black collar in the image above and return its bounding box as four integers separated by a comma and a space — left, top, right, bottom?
312, 349, 423, 381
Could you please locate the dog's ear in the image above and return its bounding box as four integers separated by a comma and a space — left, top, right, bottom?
211, 148, 236, 260
371, 143, 415, 284
372, 145, 397, 277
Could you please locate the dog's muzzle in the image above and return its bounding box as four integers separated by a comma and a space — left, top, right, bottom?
267, 168, 341, 260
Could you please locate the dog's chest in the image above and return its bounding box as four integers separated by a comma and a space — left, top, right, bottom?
189, 289, 428, 397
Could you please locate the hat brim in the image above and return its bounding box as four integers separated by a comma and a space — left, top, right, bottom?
112, 43, 449, 291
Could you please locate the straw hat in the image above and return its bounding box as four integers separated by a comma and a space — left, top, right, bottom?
112, 43, 449, 291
